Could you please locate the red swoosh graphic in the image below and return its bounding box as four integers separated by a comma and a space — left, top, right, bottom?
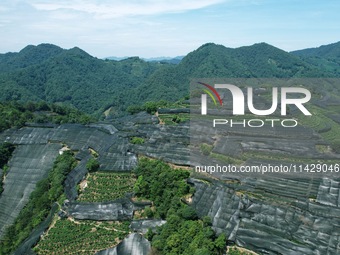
198, 82, 223, 106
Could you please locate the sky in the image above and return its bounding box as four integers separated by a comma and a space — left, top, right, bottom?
0, 0, 339, 58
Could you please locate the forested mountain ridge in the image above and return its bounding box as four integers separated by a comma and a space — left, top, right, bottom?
291, 41, 340, 59
0, 42, 339, 116
0, 44, 63, 73
0, 44, 168, 115
291, 41, 340, 75
134, 42, 337, 104
175, 42, 328, 77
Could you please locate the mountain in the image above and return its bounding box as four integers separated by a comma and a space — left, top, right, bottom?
291, 41, 340, 75
291, 41, 340, 59
1, 42, 340, 255
0, 44, 63, 73
0, 42, 339, 116
0, 44, 169, 115
134, 42, 335, 103
178, 42, 329, 77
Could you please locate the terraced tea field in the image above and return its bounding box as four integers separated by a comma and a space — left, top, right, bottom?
298, 104, 340, 147
78, 172, 136, 202
34, 219, 130, 255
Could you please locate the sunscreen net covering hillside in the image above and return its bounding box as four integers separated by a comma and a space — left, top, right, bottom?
0, 144, 60, 238
190, 178, 340, 254
1, 104, 340, 254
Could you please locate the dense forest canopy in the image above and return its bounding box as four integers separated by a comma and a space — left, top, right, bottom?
0, 42, 339, 117
0, 101, 94, 131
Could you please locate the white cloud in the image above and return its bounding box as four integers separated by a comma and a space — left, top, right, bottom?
31, 0, 226, 19
0, 0, 338, 58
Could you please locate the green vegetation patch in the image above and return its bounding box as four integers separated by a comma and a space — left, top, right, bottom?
127, 98, 190, 125
298, 104, 340, 152
200, 143, 213, 156
127, 100, 169, 115
130, 137, 145, 144
78, 172, 136, 202
158, 113, 190, 125
134, 158, 226, 255
0, 142, 15, 195
134, 158, 191, 219
0, 101, 94, 132
210, 152, 244, 165
34, 219, 130, 255
151, 214, 226, 255
86, 157, 100, 173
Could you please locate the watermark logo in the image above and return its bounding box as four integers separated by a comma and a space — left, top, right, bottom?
198, 82, 223, 108
190, 78, 338, 179
199, 82, 312, 116
197, 81, 312, 128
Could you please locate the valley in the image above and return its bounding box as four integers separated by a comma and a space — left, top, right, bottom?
0, 41, 340, 255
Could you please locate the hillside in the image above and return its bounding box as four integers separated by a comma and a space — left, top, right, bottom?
0, 44, 168, 115
0, 42, 339, 116
178, 42, 320, 77
291, 41, 340, 59
291, 41, 340, 75
0, 44, 63, 73
1, 104, 340, 254
1, 41, 340, 255
134, 42, 336, 103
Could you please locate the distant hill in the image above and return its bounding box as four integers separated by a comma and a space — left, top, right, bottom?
0, 42, 339, 116
105, 56, 184, 64
104, 56, 130, 61
143, 56, 184, 64
291, 41, 340, 59
291, 41, 340, 75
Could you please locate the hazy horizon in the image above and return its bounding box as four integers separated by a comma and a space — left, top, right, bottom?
0, 0, 339, 58
1, 40, 339, 60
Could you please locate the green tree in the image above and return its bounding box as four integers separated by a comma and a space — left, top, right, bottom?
144, 101, 158, 114
0, 143, 15, 168
127, 105, 143, 114
172, 115, 181, 123
144, 206, 154, 218
133, 158, 224, 255
86, 158, 100, 172
203, 216, 212, 227
145, 228, 155, 241
214, 233, 226, 255
179, 206, 198, 220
